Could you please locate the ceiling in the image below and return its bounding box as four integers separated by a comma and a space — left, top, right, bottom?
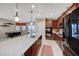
0, 3, 72, 22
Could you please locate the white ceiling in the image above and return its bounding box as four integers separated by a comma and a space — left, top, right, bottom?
0, 3, 72, 22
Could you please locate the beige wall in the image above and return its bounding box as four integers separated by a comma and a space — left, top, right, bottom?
35, 18, 46, 43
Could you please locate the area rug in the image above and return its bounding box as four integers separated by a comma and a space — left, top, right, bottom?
41, 45, 53, 56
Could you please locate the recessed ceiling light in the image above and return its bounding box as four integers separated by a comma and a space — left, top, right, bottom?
50, 13, 53, 16
32, 5, 35, 8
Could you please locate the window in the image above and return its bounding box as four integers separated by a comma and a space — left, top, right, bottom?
72, 24, 77, 38
22, 26, 26, 30
16, 26, 20, 31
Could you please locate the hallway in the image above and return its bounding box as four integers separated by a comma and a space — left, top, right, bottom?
37, 40, 63, 56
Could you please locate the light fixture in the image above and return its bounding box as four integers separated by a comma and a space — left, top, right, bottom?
50, 13, 53, 16
15, 16, 19, 22
15, 3, 19, 22
30, 22, 33, 25
30, 5, 35, 24
28, 5, 36, 38
32, 5, 35, 9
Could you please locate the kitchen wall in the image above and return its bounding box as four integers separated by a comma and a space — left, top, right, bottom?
0, 19, 16, 38
35, 18, 46, 42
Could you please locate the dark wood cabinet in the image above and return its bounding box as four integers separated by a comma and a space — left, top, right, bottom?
45, 18, 53, 40
52, 33, 64, 49
52, 33, 63, 40
45, 27, 52, 40
57, 4, 79, 29
24, 46, 32, 56
31, 43, 37, 56
45, 18, 59, 40
24, 35, 42, 56
58, 18, 64, 28
52, 20, 58, 28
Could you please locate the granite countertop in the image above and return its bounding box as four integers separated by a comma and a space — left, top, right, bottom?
0, 34, 41, 56
56, 33, 63, 38
53, 32, 63, 38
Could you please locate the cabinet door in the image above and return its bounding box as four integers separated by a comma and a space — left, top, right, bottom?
24, 46, 32, 56
36, 39, 41, 53
24, 35, 42, 56
52, 20, 58, 28
31, 43, 37, 56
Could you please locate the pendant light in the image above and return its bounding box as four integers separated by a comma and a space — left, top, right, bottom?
15, 3, 19, 22
30, 10, 33, 25
30, 5, 35, 25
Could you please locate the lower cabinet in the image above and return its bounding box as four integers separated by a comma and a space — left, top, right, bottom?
52, 33, 63, 40
24, 46, 32, 56
52, 33, 64, 50
24, 35, 42, 56
63, 45, 77, 56
31, 43, 38, 56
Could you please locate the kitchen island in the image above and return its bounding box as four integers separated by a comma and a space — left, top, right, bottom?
0, 34, 42, 56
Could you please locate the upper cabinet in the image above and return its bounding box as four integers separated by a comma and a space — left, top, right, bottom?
46, 3, 79, 29
57, 3, 79, 28
45, 18, 58, 28
46, 18, 52, 27
58, 18, 64, 28
52, 20, 58, 28
45, 18, 53, 40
